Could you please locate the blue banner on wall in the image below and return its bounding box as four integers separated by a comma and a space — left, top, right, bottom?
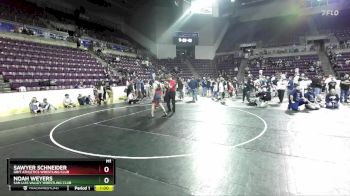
0, 20, 69, 41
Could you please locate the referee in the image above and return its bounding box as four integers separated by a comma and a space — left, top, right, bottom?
166, 76, 177, 113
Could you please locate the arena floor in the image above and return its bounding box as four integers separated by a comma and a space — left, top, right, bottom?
1, 96, 350, 196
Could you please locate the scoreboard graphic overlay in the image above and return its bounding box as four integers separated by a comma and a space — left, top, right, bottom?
7, 158, 115, 192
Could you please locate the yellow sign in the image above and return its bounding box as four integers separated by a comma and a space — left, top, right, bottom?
95, 185, 114, 192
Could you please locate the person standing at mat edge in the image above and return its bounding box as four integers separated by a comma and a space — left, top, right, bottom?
167, 76, 176, 113
189, 76, 198, 102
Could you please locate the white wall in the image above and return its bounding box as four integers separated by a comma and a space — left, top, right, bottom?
123, 24, 157, 56
0, 87, 126, 117
213, 21, 229, 54
156, 44, 176, 59
178, 15, 228, 59
123, 24, 177, 59
195, 45, 215, 60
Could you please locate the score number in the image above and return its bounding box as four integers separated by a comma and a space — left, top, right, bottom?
321, 10, 339, 16
103, 165, 111, 184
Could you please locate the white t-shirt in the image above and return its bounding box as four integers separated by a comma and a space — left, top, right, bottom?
63, 98, 72, 105
128, 93, 135, 101
19, 86, 26, 92
98, 86, 104, 94
145, 83, 150, 90
213, 84, 218, 92
219, 82, 224, 93
276, 80, 287, 90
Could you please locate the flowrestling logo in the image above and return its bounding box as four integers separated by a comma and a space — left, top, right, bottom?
321, 10, 339, 16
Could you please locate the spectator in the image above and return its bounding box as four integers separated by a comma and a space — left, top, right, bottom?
177, 78, 184, 100
41, 98, 56, 112
188, 77, 198, 102
340, 74, 350, 103
201, 77, 207, 97
206, 78, 212, 97
29, 97, 43, 114
311, 75, 322, 97
288, 84, 308, 111
126, 80, 134, 98
232, 77, 239, 96
63, 94, 76, 108
326, 89, 340, 109
327, 76, 337, 93
127, 91, 139, 104
77, 94, 87, 106
102, 81, 107, 102
304, 87, 320, 110
212, 81, 218, 100
218, 79, 225, 100
93, 86, 98, 101
287, 76, 294, 97
145, 80, 151, 98
106, 84, 113, 104
135, 78, 142, 98
97, 84, 104, 105
87, 95, 94, 105
250, 88, 271, 108
242, 77, 253, 103
276, 75, 288, 103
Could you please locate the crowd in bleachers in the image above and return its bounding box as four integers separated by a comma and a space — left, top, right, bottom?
0, 0, 138, 52
189, 59, 217, 78
0, 0, 46, 28
247, 54, 322, 78
215, 55, 240, 79
211, 52, 350, 110
1, 0, 350, 116
156, 58, 191, 79
327, 46, 350, 77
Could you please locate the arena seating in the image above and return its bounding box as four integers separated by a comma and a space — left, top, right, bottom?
248, 54, 322, 77
0, 1, 138, 51
215, 55, 241, 78
217, 16, 309, 52
333, 51, 350, 76
103, 53, 152, 82
0, 0, 46, 28
156, 59, 193, 79
189, 59, 217, 78
335, 30, 350, 42
156, 59, 217, 79
0, 37, 106, 91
